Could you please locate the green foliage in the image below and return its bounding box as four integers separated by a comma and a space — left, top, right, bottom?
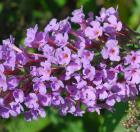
7, 117, 50, 132
100, 103, 127, 132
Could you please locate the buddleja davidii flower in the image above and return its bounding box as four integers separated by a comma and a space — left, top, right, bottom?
71, 6, 85, 24
24, 93, 39, 109
24, 108, 46, 121
7, 76, 19, 90
85, 20, 103, 40
66, 85, 81, 101
97, 7, 122, 32
78, 48, 94, 66
73, 73, 87, 89
115, 82, 138, 99
45, 19, 59, 32
96, 7, 118, 22
33, 81, 47, 94
101, 39, 120, 61
0, 105, 10, 118
45, 18, 71, 34
24, 92, 51, 121
82, 64, 95, 81
44, 18, 71, 47
81, 86, 96, 108
60, 99, 76, 116
103, 15, 122, 33
0, 89, 25, 118
123, 51, 140, 84
124, 64, 140, 84
65, 54, 82, 80
25, 25, 38, 47
0, 38, 16, 71
38, 61, 52, 81
41, 44, 55, 63
124, 51, 140, 65
55, 47, 71, 65
50, 77, 64, 91
25, 25, 46, 48
54, 32, 69, 47
0, 64, 7, 91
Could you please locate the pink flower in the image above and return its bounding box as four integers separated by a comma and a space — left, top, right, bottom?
104, 15, 122, 31
124, 65, 140, 84
83, 64, 95, 81
55, 47, 71, 66
71, 6, 85, 23
96, 7, 117, 22
125, 51, 140, 65
55, 33, 68, 46
101, 39, 120, 61
78, 49, 94, 66
39, 61, 52, 81
85, 21, 103, 40
25, 25, 38, 47
45, 18, 59, 32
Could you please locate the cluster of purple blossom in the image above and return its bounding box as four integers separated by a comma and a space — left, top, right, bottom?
0, 6, 139, 121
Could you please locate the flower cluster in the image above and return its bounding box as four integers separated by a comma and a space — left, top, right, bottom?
0, 6, 139, 121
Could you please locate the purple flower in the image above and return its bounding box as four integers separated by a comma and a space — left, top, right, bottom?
59, 18, 71, 32
66, 85, 80, 100
106, 69, 117, 82
83, 65, 95, 81
39, 61, 52, 81
38, 94, 52, 106
42, 45, 55, 62
55, 47, 71, 65
16, 52, 29, 65
96, 7, 117, 22
106, 97, 116, 106
54, 33, 68, 47
71, 6, 85, 24
50, 77, 64, 91
7, 76, 19, 90
66, 54, 82, 79
125, 51, 140, 65
78, 49, 94, 66
97, 88, 108, 100
45, 18, 59, 32
124, 65, 140, 84
33, 82, 46, 94
24, 93, 39, 109
0, 39, 16, 70
25, 25, 38, 47
13, 89, 24, 103
81, 86, 96, 107
74, 74, 87, 89
52, 94, 64, 106
93, 69, 106, 85
0, 71, 7, 92
0, 106, 10, 118
101, 39, 120, 61
104, 15, 122, 32
10, 102, 24, 116
85, 21, 103, 40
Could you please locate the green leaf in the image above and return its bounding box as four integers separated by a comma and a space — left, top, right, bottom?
136, 25, 140, 33
54, 0, 67, 7
61, 120, 84, 132
7, 117, 50, 132
0, 3, 3, 13
99, 102, 128, 132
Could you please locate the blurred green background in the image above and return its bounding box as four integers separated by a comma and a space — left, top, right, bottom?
0, 0, 140, 132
